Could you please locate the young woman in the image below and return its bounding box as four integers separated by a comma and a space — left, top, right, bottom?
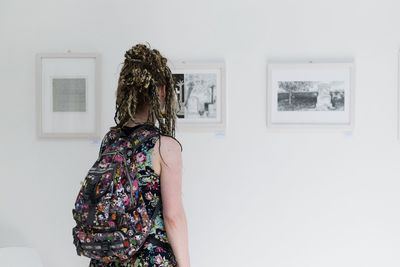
89, 43, 190, 267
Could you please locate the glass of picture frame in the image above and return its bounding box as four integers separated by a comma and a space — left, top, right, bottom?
267, 61, 355, 130
36, 52, 101, 138
170, 61, 226, 132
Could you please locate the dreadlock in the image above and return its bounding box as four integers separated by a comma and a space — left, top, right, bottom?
111, 43, 180, 138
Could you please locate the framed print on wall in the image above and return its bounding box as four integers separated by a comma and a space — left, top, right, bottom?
36, 52, 101, 138
267, 61, 355, 130
170, 61, 226, 131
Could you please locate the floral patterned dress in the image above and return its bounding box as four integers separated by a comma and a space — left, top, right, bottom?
89, 124, 178, 267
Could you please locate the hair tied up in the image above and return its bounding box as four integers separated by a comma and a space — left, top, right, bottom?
113, 43, 179, 137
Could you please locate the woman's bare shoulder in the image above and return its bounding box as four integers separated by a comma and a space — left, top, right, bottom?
158, 135, 183, 154
152, 135, 183, 173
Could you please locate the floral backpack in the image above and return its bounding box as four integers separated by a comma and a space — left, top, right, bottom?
72, 124, 161, 263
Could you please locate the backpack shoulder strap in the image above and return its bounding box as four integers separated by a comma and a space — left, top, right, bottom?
97, 129, 117, 158
125, 124, 161, 144
118, 124, 161, 157
98, 124, 161, 160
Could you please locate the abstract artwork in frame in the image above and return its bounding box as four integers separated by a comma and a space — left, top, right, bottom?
36, 53, 101, 138
170, 61, 226, 131
267, 61, 355, 130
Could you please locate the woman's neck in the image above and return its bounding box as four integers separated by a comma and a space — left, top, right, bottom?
124, 107, 152, 127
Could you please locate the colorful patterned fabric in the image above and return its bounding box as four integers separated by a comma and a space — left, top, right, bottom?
74, 124, 177, 266
89, 235, 177, 267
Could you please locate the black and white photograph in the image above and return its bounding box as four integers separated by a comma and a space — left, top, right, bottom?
170, 61, 226, 131
267, 62, 354, 129
277, 81, 345, 112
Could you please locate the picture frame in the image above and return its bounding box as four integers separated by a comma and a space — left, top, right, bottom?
267, 61, 355, 130
36, 52, 101, 139
169, 61, 226, 132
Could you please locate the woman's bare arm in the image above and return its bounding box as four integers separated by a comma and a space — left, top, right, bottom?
154, 136, 190, 267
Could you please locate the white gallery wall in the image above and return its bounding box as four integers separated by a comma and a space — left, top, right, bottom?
1, 0, 400, 266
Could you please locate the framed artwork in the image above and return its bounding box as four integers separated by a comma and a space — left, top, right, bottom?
267, 61, 355, 130
170, 61, 226, 131
36, 52, 101, 138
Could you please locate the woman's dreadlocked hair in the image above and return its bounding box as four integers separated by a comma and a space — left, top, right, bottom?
110, 43, 179, 137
